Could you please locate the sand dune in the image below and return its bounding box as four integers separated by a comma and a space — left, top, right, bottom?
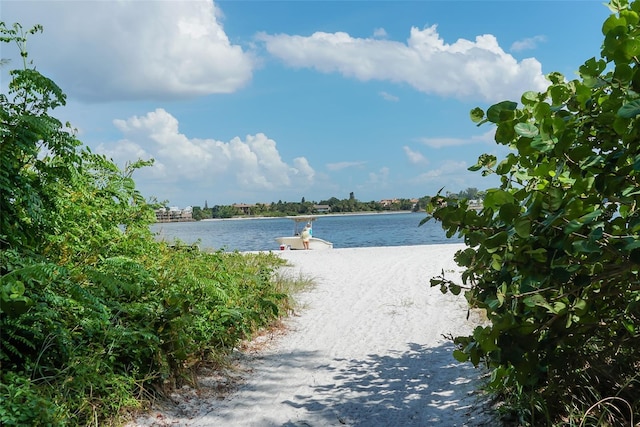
129, 244, 497, 427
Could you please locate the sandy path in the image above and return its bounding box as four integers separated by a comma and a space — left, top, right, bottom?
129, 244, 496, 426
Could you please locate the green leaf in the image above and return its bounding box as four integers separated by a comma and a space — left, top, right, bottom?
533, 101, 551, 121
487, 101, 518, 123
614, 63, 634, 83
624, 239, 640, 251
547, 187, 564, 211
495, 121, 516, 144
623, 321, 635, 334
454, 248, 476, 267
614, 116, 631, 135
468, 162, 483, 172
514, 218, 531, 238
521, 91, 540, 105
514, 122, 539, 138
495, 153, 517, 175
549, 84, 571, 106
621, 9, 640, 26
579, 57, 606, 78
470, 107, 485, 123
486, 296, 502, 310
617, 99, 640, 118
485, 232, 508, 250
622, 36, 640, 59
572, 239, 602, 254
530, 136, 555, 153
602, 15, 626, 35
499, 203, 520, 222
453, 349, 469, 362
524, 294, 547, 308
547, 71, 564, 85
552, 301, 567, 315
573, 299, 588, 316
564, 210, 602, 234
484, 189, 515, 210
581, 155, 604, 169
575, 82, 593, 105
580, 209, 602, 224
491, 256, 502, 270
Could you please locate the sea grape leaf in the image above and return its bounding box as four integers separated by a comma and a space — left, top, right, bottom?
521, 91, 539, 105
470, 107, 485, 123
487, 101, 518, 123
530, 136, 554, 153
514, 122, 539, 138
484, 189, 515, 210
453, 349, 469, 362
514, 218, 531, 238
617, 99, 640, 118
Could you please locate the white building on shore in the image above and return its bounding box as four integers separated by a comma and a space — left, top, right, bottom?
155, 206, 193, 222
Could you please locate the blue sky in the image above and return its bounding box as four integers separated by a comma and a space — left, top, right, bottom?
2, 0, 610, 208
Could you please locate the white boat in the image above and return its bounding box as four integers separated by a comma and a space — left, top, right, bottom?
275, 216, 333, 250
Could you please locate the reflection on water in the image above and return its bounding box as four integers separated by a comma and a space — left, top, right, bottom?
149, 212, 461, 252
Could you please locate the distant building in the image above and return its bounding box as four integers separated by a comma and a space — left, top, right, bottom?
380, 198, 398, 207
314, 204, 331, 213
155, 206, 193, 222
232, 203, 254, 215
468, 199, 483, 210
379, 198, 419, 210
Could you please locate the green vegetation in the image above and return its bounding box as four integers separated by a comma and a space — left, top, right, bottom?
191, 192, 484, 220
426, 1, 640, 425
0, 23, 298, 425
192, 196, 428, 220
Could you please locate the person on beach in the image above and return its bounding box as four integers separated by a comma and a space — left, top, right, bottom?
301, 225, 311, 249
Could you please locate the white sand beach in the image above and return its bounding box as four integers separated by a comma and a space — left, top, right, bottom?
128, 244, 497, 427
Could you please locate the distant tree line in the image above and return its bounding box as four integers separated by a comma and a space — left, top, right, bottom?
446, 187, 485, 201
191, 189, 484, 220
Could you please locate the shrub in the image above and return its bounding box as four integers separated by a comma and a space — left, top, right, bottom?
0, 22, 294, 425
426, 1, 640, 425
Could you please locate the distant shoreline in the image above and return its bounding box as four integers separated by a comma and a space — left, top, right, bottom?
197, 210, 421, 222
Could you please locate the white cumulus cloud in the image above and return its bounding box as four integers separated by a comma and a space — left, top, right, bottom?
99, 108, 314, 192
258, 25, 548, 101
3, 0, 254, 101
292, 157, 315, 182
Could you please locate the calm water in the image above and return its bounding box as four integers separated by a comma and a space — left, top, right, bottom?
149, 212, 461, 252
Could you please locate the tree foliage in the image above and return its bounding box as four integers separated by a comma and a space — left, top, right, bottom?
426, 1, 640, 425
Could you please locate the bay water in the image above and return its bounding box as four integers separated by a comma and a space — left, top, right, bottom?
150, 212, 461, 252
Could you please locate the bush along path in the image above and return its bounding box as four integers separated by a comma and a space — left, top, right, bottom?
426, 1, 640, 425
0, 22, 295, 426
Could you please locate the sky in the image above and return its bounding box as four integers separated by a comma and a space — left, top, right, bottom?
1, 0, 611, 208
